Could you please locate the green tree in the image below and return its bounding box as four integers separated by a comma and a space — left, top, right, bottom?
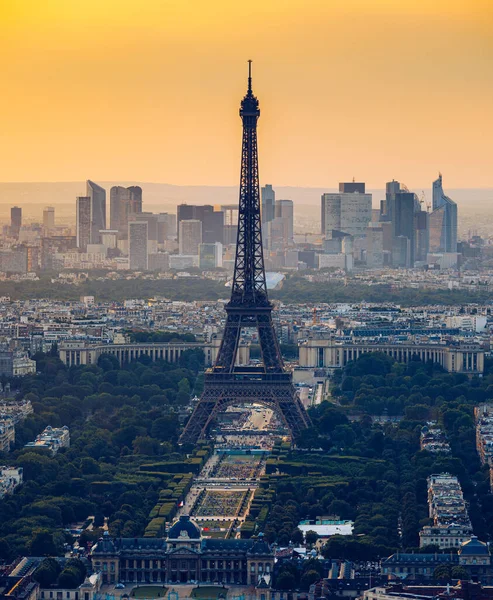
300, 570, 320, 591
433, 565, 452, 581
30, 530, 60, 556
305, 530, 319, 546
132, 435, 160, 455
276, 571, 296, 590
451, 566, 469, 580
33, 558, 61, 587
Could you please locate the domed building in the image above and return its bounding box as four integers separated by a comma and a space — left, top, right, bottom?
458, 536, 491, 581
90, 516, 274, 587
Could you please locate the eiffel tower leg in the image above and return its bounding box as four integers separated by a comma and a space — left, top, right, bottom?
179, 387, 220, 444
214, 313, 242, 371
257, 312, 284, 372
275, 385, 312, 433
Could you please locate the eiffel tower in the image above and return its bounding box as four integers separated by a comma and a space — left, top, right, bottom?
179, 62, 311, 444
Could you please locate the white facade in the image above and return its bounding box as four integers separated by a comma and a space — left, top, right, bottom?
321, 192, 372, 237
318, 253, 353, 271
0, 466, 23, 498
13, 355, 36, 376
169, 254, 199, 270
0, 419, 15, 452
427, 252, 459, 269
445, 315, 487, 332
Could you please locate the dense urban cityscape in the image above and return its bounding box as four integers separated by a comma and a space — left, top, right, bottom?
1, 8, 493, 600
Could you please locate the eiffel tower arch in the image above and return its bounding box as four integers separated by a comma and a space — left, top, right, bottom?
179, 63, 311, 444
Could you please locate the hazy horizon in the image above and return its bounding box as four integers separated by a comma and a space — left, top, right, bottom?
1, 181, 492, 237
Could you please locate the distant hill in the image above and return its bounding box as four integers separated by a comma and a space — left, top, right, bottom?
0, 181, 491, 235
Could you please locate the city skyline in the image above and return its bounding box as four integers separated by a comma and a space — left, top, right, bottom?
0, 0, 492, 188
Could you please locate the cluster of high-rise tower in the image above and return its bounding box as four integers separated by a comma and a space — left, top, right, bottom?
74, 181, 176, 270
321, 174, 458, 269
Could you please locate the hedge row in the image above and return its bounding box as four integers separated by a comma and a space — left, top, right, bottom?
144, 445, 212, 537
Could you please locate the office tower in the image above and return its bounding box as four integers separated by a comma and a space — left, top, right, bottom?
179, 219, 202, 255
380, 221, 393, 265
128, 186, 143, 214
298, 250, 317, 269
199, 242, 223, 269
222, 204, 239, 227
26, 245, 39, 272
157, 213, 177, 242
43, 207, 55, 232
86, 180, 106, 244
100, 230, 118, 250
383, 180, 417, 267
415, 210, 429, 262
392, 235, 411, 268
177, 205, 223, 244
10, 207, 22, 238
148, 252, 170, 272
0, 246, 28, 273
392, 192, 415, 267
339, 182, 365, 194
371, 208, 381, 223
382, 180, 401, 221
76, 196, 91, 251
128, 221, 148, 270
261, 184, 276, 224
321, 182, 372, 238
110, 186, 131, 235
110, 185, 142, 238
129, 213, 158, 241
266, 217, 286, 251
221, 204, 239, 245
275, 199, 294, 244
41, 236, 76, 270
430, 173, 457, 253
365, 225, 384, 268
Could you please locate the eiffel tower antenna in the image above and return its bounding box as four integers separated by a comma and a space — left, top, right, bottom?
179, 64, 311, 444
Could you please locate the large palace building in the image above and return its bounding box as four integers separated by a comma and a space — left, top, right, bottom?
90, 516, 274, 587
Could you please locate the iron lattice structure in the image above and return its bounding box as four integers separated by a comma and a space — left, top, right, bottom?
179, 63, 311, 444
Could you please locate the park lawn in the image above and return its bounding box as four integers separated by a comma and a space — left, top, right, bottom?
191, 586, 228, 599
131, 586, 168, 598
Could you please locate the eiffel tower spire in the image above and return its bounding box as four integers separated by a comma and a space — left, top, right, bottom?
230, 60, 268, 307
179, 63, 311, 445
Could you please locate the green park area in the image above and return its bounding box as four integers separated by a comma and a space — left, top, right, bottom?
191, 586, 228, 600
131, 586, 168, 598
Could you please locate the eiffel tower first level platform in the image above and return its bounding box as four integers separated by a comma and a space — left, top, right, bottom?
179, 62, 311, 444
180, 370, 311, 443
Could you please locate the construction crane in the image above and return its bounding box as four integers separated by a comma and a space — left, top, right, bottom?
419, 191, 431, 212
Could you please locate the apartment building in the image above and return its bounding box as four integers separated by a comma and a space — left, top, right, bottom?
0, 466, 23, 498
420, 424, 451, 454
419, 473, 472, 549
24, 425, 70, 455
0, 419, 15, 452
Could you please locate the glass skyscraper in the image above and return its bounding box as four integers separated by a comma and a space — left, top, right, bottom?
430, 173, 457, 253
87, 180, 106, 244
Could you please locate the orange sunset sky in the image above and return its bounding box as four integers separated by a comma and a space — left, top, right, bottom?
0, 0, 492, 188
